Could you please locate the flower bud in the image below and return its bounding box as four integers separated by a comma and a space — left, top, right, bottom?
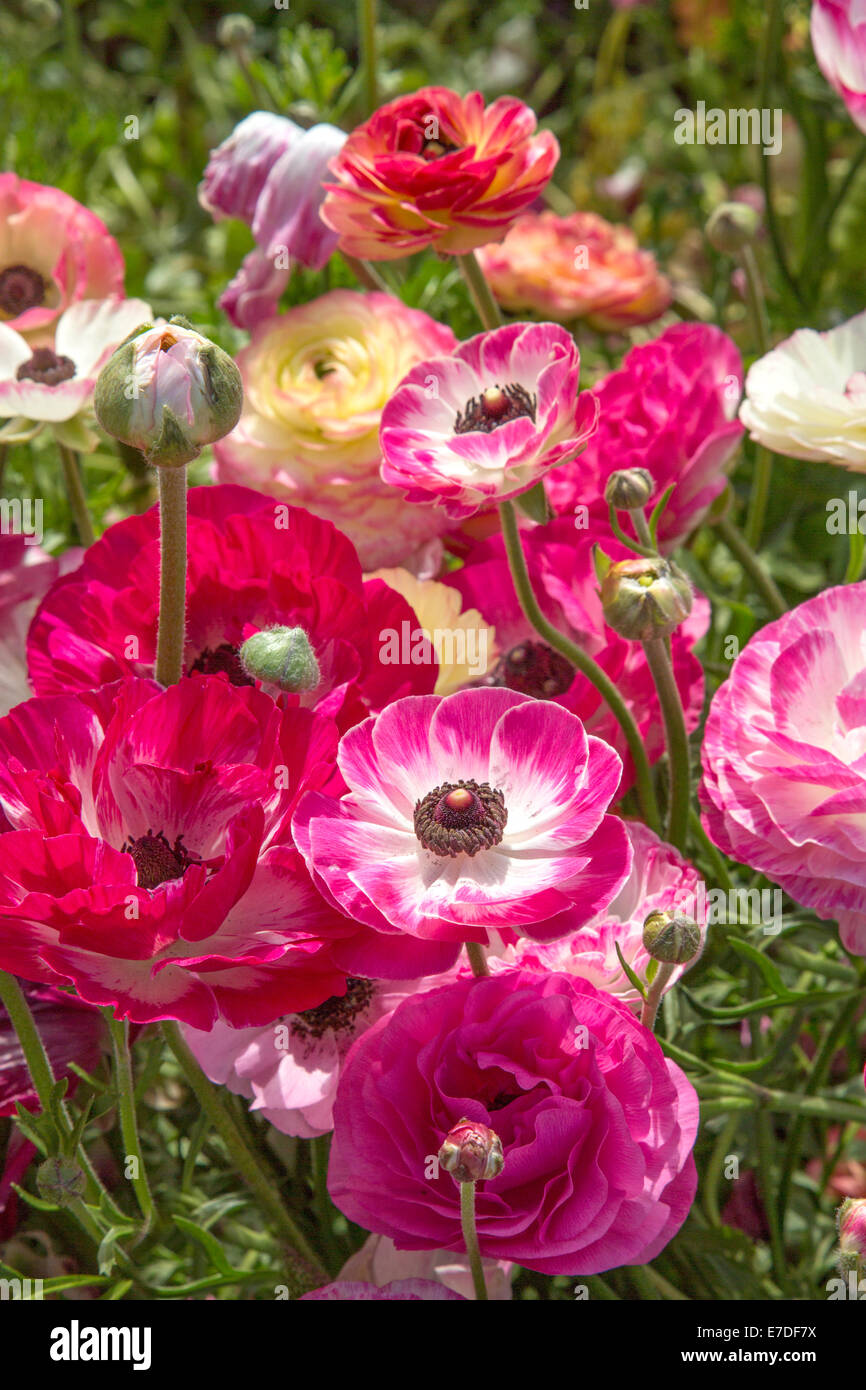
438, 1118, 504, 1184
36, 1156, 87, 1208
239, 625, 321, 692
217, 13, 256, 47
600, 556, 693, 641
604, 468, 654, 511
705, 202, 760, 255
94, 317, 243, 469
837, 1198, 866, 1276
642, 909, 701, 965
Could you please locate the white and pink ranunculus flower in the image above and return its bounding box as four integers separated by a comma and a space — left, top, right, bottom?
379, 322, 599, 519
512, 822, 707, 1008
811, 1, 866, 135
292, 687, 632, 951
700, 582, 866, 955
739, 309, 866, 471
0, 297, 151, 432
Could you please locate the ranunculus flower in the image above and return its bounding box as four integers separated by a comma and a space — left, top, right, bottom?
0, 175, 125, 340
811, 1, 866, 134
0, 676, 363, 1027
338, 1232, 513, 1301
301, 1279, 465, 1300
183, 974, 446, 1138
546, 322, 743, 551
320, 87, 559, 260
475, 211, 671, 330
213, 290, 457, 567
512, 822, 706, 1007
379, 322, 598, 519
27, 484, 434, 726
700, 582, 866, 956
739, 309, 866, 470
293, 687, 631, 955
447, 519, 709, 792
0, 535, 80, 717
199, 112, 347, 329
327, 970, 698, 1274
0, 297, 152, 444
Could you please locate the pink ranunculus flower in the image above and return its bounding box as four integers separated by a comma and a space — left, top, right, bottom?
183, 974, 447, 1138
292, 687, 631, 962
0, 176, 125, 340
379, 322, 599, 520
0, 676, 362, 1027
700, 582, 866, 956
338, 1232, 513, 1301
328, 970, 699, 1274
475, 211, 671, 330
546, 322, 744, 552
199, 112, 347, 329
512, 822, 706, 1008
811, 1, 866, 134
301, 1279, 465, 1300
320, 87, 559, 261
27, 485, 435, 728
447, 520, 709, 793
213, 291, 457, 567
0, 535, 81, 717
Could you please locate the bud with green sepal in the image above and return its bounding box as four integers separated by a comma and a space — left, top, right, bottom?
643, 908, 701, 965
600, 556, 693, 641
239, 626, 321, 693
705, 201, 761, 256
36, 1156, 87, 1208
604, 467, 654, 512
439, 1118, 504, 1185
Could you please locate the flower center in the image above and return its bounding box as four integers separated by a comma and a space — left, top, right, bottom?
454, 383, 537, 435
123, 830, 199, 890
15, 347, 76, 386
483, 640, 575, 699
189, 643, 255, 687
292, 977, 375, 1039
0, 264, 46, 317
413, 778, 507, 858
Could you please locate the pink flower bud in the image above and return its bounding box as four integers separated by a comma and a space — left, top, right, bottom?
438, 1118, 504, 1184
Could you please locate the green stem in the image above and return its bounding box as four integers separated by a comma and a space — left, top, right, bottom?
105, 1012, 155, 1238
704, 1114, 741, 1226
736, 239, 775, 550
58, 445, 95, 546
593, 8, 633, 94
358, 0, 379, 115
499, 500, 661, 832
457, 251, 503, 330
341, 254, 389, 292
162, 1021, 327, 1283
459, 1180, 488, 1300
715, 515, 786, 617
758, 0, 804, 309
154, 467, 188, 687
639, 962, 675, 1032
689, 809, 733, 894
642, 638, 690, 851
465, 943, 490, 978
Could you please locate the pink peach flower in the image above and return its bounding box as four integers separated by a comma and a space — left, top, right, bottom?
811, 1, 866, 135
475, 211, 671, 330
379, 322, 598, 519
701, 582, 866, 956
320, 87, 559, 261
0, 175, 125, 340
292, 687, 631, 954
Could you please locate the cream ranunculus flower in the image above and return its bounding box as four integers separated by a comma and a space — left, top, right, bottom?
739, 310, 866, 469
366, 566, 497, 695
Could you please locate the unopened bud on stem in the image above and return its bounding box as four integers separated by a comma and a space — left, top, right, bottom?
239, 625, 321, 692
600, 556, 693, 641
604, 468, 654, 511
439, 1118, 504, 1184
643, 909, 701, 965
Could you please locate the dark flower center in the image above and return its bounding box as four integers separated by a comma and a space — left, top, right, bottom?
189, 643, 254, 687
292, 977, 375, 1040
481, 640, 575, 699
0, 264, 46, 317
123, 831, 199, 890
454, 383, 537, 435
414, 779, 507, 858
16, 347, 76, 386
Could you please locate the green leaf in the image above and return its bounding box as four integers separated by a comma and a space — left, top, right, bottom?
614, 942, 647, 1000
97, 1225, 137, 1276
726, 938, 797, 1000
173, 1215, 239, 1277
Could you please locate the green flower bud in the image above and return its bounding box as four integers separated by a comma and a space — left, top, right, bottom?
239, 626, 321, 692
36, 1156, 87, 1208
217, 13, 256, 47
438, 1118, 504, 1184
705, 202, 760, 255
604, 468, 654, 511
94, 317, 243, 469
600, 556, 693, 641
642, 909, 701, 964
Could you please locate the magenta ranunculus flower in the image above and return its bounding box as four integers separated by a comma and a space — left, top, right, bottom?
293, 687, 631, 956
27, 484, 434, 727
811, 1, 866, 135
320, 87, 559, 261
379, 322, 599, 519
0, 535, 81, 717
328, 970, 698, 1274
0, 175, 125, 340
199, 112, 346, 329
0, 676, 358, 1027
447, 520, 709, 792
700, 582, 866, 955
546, 323, 743, 551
